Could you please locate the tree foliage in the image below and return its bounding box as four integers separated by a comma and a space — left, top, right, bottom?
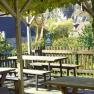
45, 18, 73, 37
44, 18, 73, 48
0, 0, 93, 50
78, 24, 93, 49
0, 33, 13, 54
0, 0, 82, 15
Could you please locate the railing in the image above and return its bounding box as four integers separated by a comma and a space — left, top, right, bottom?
31, 49, 94, 70
0, 54, 17, 68
42, 50, 94, 70
41, 49, 94, 77
0, 49, 94, 77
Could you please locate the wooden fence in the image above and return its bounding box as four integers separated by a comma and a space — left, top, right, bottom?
0, 49, 94, 76
0, 54, 16, 68
42, 49, 94, 70
42, 48, 94, 77
0, 49, 94, 70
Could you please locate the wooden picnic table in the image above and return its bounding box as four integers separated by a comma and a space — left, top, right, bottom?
46, 76, 94, 94
0, 67, 15, 86
8, 55, 79, 76
8, 55, 67, 77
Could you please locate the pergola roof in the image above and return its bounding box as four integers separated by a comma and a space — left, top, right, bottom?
0, 0, 83, 94
0, 0, 77, 15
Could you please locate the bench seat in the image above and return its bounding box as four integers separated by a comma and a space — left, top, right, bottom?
22, 69, 50, 75
9, 69, 51, 91
6, 76, 19, 94
6, 76, 27, 94
22, 69, 51, 90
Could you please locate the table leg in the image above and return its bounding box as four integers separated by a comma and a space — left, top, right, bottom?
66, 69, 69, 76
73, 68, 76, 76
72, 87, 78, 94
43, 74, 47, 88
0, 72, 7, 86
60, 86, 68, 94
35, 75, 38, 90
48, 62, 50, 71
14, 80, 20, 94
59, 60, 62, 77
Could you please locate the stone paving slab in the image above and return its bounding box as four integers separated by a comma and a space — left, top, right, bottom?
24, 87, 61, 94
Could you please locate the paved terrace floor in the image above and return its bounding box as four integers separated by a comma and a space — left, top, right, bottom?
2, 76, 94, 94
3, 76, 61, 94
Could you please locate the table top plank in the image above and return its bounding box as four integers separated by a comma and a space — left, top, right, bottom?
31, 63, 80, 68
47, 76, 94, 89
8, 55, 67, 62
0, 68, 15, 74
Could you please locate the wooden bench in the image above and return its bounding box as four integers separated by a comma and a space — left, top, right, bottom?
46, 76, 94, 94
6, 76, 27, 94
22, 69, 51, 90
76, 69, 94, 77
6, 76, 19, 94
30, 63, 79, 76
10, 69, 51, 90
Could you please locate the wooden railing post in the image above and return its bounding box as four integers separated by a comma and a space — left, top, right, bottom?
75, 53, 79, 65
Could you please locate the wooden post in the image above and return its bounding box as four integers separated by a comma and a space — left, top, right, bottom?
14, 0, 24, 94
26, 16, 32, 55
0, 1, 24, 94
0, 0, 32, 94
75, 54, 79, 65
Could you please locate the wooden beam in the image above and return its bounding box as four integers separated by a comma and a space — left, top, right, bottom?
0, 0, 28, 26
84, 1, 94, 17
0, 0, 16, 18
0, 0, 24, 94
77, 1, 94, 17
20, 0, 31, 15
29, 16, 35, 27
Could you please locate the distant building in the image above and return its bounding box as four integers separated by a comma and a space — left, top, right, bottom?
0, 17, 35, 48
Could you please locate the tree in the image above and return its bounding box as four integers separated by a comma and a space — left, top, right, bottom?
77, 0, 94, 46
78, 24, 93, 49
